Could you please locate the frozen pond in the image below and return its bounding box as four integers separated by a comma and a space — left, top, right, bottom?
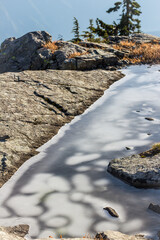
0, 65, 160, 239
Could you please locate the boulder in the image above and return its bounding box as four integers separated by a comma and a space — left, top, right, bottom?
0, 31, 52, 73
103, 207, 119, 218
148, 203, 160, 214
61, 51, 118, 70
53, 41, 87, 69
107, 153, 160, 188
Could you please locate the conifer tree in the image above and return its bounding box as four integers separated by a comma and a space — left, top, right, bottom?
96, 18, 118, 38
72, 17, 81, 43
81, 19, 96, 42
107, 0, 141, 35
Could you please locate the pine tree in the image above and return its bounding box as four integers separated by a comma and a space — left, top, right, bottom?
107, 0, 141, 35
82, 19, 96, 42
96, 18, 118, 37
72, 17, 81, 43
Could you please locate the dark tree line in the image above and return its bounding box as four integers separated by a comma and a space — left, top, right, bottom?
72, 0, 141, 43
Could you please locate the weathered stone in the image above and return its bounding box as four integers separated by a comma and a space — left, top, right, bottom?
0, 69, 124, 187
54, 41, 87, 69
109, 33, 160, 44
31, 47, 55, 70
107, 153, 160, 188
0, 225, 29, 240
103, 207, 119, 218
79, 41, 124, 58
148, 203, 160, 214
95, 231, 148, 240
145, 117, 154, 121
0, 31, 52, 73
125, 146, 134, 150
76, 52, 118, 70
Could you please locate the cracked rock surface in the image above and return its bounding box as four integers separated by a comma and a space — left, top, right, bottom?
0, 69, 123, 186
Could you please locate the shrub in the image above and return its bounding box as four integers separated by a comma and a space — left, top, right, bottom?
112, 40, 160, 64
68, 51, 88, 59
43, 41, 58, 53
140, 143, 160, 158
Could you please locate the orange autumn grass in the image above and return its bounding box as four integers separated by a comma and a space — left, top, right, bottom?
43, 41, 58, 53
113, 40, 160, 64
68, 51, 88, 59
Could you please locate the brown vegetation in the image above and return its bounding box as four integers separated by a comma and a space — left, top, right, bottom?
112, 40, 160, 64
43, 41, 58, 53
140, 143, 160, 158
68, 51, 88, 59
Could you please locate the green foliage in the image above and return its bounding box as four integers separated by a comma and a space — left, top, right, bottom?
72, 17, 81, 43
107, 1, 122, 13
107, 0, 141, 36
72, 0, 141, 43
81, 19, 96, 42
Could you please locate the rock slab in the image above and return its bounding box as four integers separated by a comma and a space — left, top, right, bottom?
107, 153, 160, 188
0, 69, 124, 186
95, 231, 149, 240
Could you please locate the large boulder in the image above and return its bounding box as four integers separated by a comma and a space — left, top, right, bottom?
107, 153, 160, 188
61, 49, 118, 70
0, 31, 52, 73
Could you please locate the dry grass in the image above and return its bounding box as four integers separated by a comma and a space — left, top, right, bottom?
68, 51, 88, 59
113, 40, 160, 64
43, 41, 58, 53
140, 142, 160, 158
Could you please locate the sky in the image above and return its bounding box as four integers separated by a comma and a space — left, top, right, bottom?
0, 0, 160, 43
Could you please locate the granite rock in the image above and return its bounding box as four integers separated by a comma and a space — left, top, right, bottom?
0, 69, 124, 186
107, 153, 160, 188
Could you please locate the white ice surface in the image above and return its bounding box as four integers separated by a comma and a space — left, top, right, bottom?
0, 65, 160, 238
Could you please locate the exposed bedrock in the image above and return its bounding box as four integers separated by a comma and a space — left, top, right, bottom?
1, 31, 160, 73
0, 69, 124, 186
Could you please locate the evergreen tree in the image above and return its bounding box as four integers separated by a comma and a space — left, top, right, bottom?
81, 19, 96, 42
72, 17, 81, 43
107, 0, 141, 35
96, 18, 118, 38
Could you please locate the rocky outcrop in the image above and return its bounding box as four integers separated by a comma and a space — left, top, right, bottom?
95, 231, 150, 240
0, 31, 52, 73
107, 153, 160, 188
0, 31, 125, 73
1, 31, 159, 73
0, 69, 124, 186
109, 33, 160, 44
